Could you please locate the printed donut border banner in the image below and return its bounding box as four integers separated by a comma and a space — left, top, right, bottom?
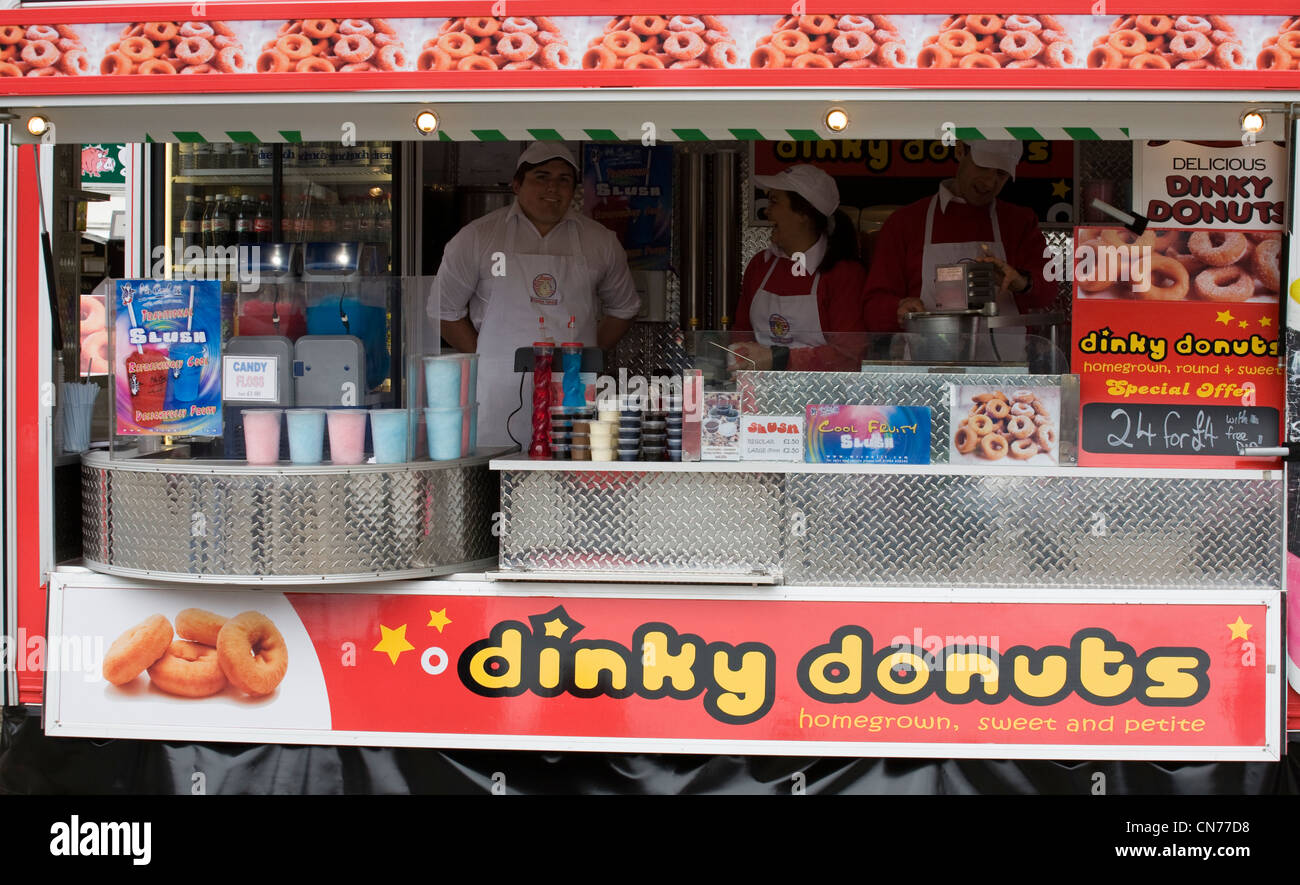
44, 575, 1283, 761
6, 7, 1300, 97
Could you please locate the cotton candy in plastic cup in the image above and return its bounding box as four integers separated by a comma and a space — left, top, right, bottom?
285, 408, 326, 465
370, 409, 409, 463
424, 354, 476, 409
426, 404, 477, 461
327, 409, 368, 465
243, 409, 283, 465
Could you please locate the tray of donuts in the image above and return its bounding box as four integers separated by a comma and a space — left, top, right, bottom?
750, 14, 908, 68
255, 18, 408, 72
97, 21, 247, 75
919, 14, 1077, 69
950, 385, 1061, 466
419, 16, 573, 70
1087, 14, 1246, 69
1075, 226, 1281, 303
0, 24, 91, 77
584, 15, 739, 69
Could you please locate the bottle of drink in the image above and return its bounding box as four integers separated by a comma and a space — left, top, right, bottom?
282, 143, 298, 167
357, 194, 373, 243
256, 142, 274, 169
201, 194, 215, 249
193, 142, 212, 170
339, 196, 358, 241
375, 190, 392, 243
280, 190, 295, 242
211, 142, 229, 170
253, 193, 273, 244
317, 197, 338, 241
230, 141, 251, 169
236, 195, 255, 245
180, 195, 201, 251
211, 193, 231, 247
178, 142, 195, 171
292, 193, 309, 242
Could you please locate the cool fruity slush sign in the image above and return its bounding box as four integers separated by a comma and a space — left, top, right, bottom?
115, 280, 221, 436
804, 405, 930, 463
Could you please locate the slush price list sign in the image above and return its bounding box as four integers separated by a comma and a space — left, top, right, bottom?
1081, 404, 1279, 458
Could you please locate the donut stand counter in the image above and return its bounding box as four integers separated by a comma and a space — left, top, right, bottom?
0, 3, 1295, 789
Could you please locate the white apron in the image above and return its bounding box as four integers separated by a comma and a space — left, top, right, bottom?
750, 251, 827, 350
919, 194, 1026, 363
475, 211, 597, 448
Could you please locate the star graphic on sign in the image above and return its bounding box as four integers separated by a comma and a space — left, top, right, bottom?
1227, 616, 1252, 640
1239, 320, 1249, 329
427, 608, 452, 633
1260, 316, 1273, 328
1051, 179, 1070, 198
1215, 310, 1235, 326
373, 624, 415, 664
528, 605, 583, 641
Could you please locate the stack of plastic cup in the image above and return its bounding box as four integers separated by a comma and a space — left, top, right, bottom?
285, 408, 326, 465
424, 353, 479, 458
370, 409, 409, 463
617, 394, 642, 462
243, 409, 283, 465
327, 409, 368, 465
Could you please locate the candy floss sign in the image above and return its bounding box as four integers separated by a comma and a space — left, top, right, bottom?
1136, 140, 1287, 230
45, 581, 1279, 760
115, 280, 221, 436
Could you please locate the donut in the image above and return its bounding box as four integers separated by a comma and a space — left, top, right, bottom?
1033, 426, 1057, 452
175, 37, 215, 66
1174, 16, 1212, 34
623, 53, 665, 69
954, 427, 979, 454
1129, 52, 1170, 69
1253, 237, 1281, 291
964, 14, 1002, 35
103, 614, 173, 685
973, 391, 1008, 403
215, 47, 244, 72
1279, 31, 1300, 58
1009, 402, 1036, 418
81, 330, 108, 371
876, 43, 907, 67
437, 32, 475, 59
979, 434, 1008, 460
771, 29, 810, 57
418, 47, 452, 70
370, 18, 396, 36
463, 17, 500, 38
376, 44, 406, 70
631, 15, 666, 36
664, 31, 705, 60
302, 19, 338, 39
1002, 31, 1043, 60
704, 42, 738, 68
139, 58, 177, 74
792, 53, 833, 68
1143, 254, 1191, 300
917, 45, 954, 68
118, 36, 156, 63
148, 640, 228, 698
180, 22, 214, 39
1108, 30, 1146, 57
498, 32, 538, 62
256, 49, 291, 72
750, 46, 785, 68
1260, 46, 1293, 70
1188, 231, 1249, 266
335, 34, 375, 63
100, 52, 133, 75
838, 15, 875, 32
1170, 31, 1212, 60
985, 399, 1011, 420
1088, 45, 1124, 68
1213, 43, 1245, 68
338, 19, 374, 36
669, 16, 706, 34
502, 17, 538, 35
1006, 415, 1035, 439
457, 55, 497, 71
799, 14, 836, 34
1194, 266, 1255, 302
178, 63, 214, 74
143, 22, 179, 43
295, 56, 334, 72
216, 611, 288, 697
1009, 439, 1040, 460
21, 41, 59, 68
960, 53, 1000, 68
969, 414, 995, 436
1136, 15, 1174, 35
1045, 42, 1076, 67
584, 45, 618, 69
0, 25, 24, 44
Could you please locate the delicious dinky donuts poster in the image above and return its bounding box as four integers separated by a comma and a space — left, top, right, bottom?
47, 581, 1277, 759
1070, 226, 1283, 468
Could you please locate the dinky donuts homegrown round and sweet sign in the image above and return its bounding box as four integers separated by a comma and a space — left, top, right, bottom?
48, 581, 1277, 759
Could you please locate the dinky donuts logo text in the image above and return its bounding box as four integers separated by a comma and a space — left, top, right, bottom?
457, 610, 1211, 725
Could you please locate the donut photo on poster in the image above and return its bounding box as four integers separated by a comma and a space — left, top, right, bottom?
949, 385, 1059, 466
1073, 226, 1281, 303
54, 587, 331, 733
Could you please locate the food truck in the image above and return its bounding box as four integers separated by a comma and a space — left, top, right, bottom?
0, 1, 1294, 793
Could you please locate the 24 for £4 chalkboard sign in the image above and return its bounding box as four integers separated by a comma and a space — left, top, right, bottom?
1071, 225, 1283, 468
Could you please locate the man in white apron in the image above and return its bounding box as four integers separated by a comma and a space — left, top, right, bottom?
433, 143, 640, 448
866, 140, 1055, 363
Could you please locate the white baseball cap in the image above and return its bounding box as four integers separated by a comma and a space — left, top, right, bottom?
516, 141, 579, 173
966, 140, 1023, 180
754, 164, 840, 218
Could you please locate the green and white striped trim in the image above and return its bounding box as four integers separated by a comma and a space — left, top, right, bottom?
150, 125, 1134, 143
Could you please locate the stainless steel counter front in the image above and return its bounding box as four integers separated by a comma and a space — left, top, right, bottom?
493, 456, 1282, 588
81, 449, 507, 583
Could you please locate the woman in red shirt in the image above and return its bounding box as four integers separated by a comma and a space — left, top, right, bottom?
730, 165, 878, 372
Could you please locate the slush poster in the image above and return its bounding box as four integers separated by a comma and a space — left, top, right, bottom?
805, 405, 930, 464
115, 280, 221, 436
582, 144, 672, 271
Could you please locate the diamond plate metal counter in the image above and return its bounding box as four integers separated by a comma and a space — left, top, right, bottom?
81, 451, 502, 583
496, 464, 1280, 588
785, 472, 1280, 588
499, 469, 784, 579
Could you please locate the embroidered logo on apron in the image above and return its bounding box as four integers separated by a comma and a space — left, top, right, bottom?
530, 273, 559, 305
767, 313, 793, 345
